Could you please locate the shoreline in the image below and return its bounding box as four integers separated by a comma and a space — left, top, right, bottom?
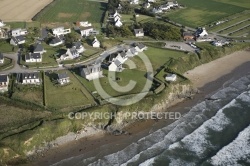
32, 50, 250, 166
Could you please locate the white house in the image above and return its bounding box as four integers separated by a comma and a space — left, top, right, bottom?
125, 47, 138, 57
25, 53, 42, 63
57, 73, 70, 85
195, 27, 208, 37
0, 74, 9, 92
143, 2, 151, 8
78, 21, 92, 27
92, 37, 100, 48
114, 15, 121, 22
115, 19, 123, 27
0, 20, 5, 27
109, 10, 121, 18
63, 47, 80, 60
134, 43, 147, 52
11, 28, 28, 37
73, 41, 85, 53
52, 27, 71, 36
152, 8, 163, 13
165, 74, 177, 82
134, 28, 144, 37
109, 59, 123, 72
21, 72, 40, 85
0, 52, 4, 64
49, 36, 64, 47
80, 63, 103, 81
80, 26, 94, 37
33, 43, 46, 54
130, 0, 139, 5
148, 0, 155, 2
212, 40, 229, 47
10, 36, 25, 46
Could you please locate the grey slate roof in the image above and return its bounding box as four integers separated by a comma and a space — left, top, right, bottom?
22, 72, 39, 80
137, 43, 146, 49
82, 63, 101, 75
58, 73, 69, 80
41, 28, 48, 39
26, 53, 41, 60
50, 37, 62, 44
73, 41, 82, 50
70, 47, 78, 55
0, 74, 8, 82
0, 52, 3, 60
134, 28, 144, 34
34, 43, 44, 52
12, 35, 25, 44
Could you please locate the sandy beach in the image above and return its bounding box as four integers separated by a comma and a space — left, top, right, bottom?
32, 50, 250, 166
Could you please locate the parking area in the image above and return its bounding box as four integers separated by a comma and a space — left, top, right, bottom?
164, 41, 197, 52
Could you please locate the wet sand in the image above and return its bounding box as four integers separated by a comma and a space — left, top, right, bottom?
33, 50, 250, 166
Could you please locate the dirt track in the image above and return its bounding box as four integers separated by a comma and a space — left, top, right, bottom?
0, 0, 53, 22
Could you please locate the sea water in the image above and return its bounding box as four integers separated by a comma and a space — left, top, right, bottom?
53, 74, 250, 166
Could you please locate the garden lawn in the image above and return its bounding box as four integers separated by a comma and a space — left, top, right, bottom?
44, 70, 94, 108
143, 46, 187, 71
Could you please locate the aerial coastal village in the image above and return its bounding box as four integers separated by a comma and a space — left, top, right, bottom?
0, 0, 249, 165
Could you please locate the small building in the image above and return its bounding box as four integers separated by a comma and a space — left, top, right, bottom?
25, 53, 42, 63
0, 28, 7, 39
109, 59, 123, 72
115, 19, 123, 27
0, 52, 4, 64
148, 0, 155, 2
52, 27, 71, 36
73, 41, 85, 53
130, 0, 139, 5
114, 15, 121, 22
80, 63, 103, 81
212, 40, 229, 47
33, 43, 46, 54
77, 21, 92, 27
195, 27, 208, 37
134, 28, 144, 37
152, 7, 163, 14
165, 74, 177, 82
10, 36, 25, 46
80, 26, 94, 37
49, 36, 63, 47
109, 10, 121, 18
183, 32, 194, 40
0, 74, 9, 92
125, 47, 138, 57
0, 20, 5, 27
134, 43, 147, 52
11, 28, 28, 37
92, 37, 100, 48
21, 72, 40, 84
57, 73, 70, 85
64, 47, 80, 60
143, 2, 151, 8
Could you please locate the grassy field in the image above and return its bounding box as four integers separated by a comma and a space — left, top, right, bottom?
0, 41, 17, 53
44, 70, 94, 108
33, 0, 107, 24
0, 58, 14, 71
143, 45, 187, 71
167, 0, 249, 27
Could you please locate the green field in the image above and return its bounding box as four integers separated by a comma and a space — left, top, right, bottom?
0, 58, 14, 71
33, 0, 107, 23
44, 70, 94, 108
167, 0, 249, 27
143, 45, 187, 71
219, 20, 250, 34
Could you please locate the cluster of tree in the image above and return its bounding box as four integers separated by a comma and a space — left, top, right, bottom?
141, 22, 182, 41
137, 8, 155, 17
107, 25, 133, 37
108, 0, 120, 12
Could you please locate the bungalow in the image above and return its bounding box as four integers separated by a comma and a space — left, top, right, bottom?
134, 43, 147, 52
212, 40, 229, 47
130, 0, 139, 5
183, 32, 194, 41
115, 19, 123, 27
57, 73, 70, 85
80, 26, 94, 37
73, 41, 85, 53
165, 74, 177, 82
109, 59, 123, 72
0, 20, 5, 27
49, 36, 64, 47
134, 28, 144, 37
0, 52, 4, 64
25, 53, 42, 63
80, 63, 103, 81
64, 47, 80, 60
52, 27, 71, 36
11, 28, 28, 37
10, 36, 25, 46
195, 27, 208, 37
33, 43, 46, 54
92, 37, 100, 48
0, 74, 9, 92
21, 72, 40, 85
